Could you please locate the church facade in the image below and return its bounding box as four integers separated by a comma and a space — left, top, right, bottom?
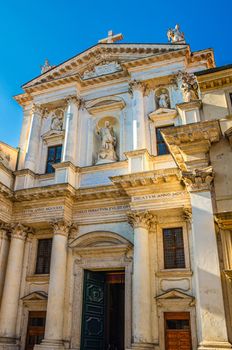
0, 28, 232, 350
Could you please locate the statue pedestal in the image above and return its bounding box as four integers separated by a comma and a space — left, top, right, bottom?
177, 100, 202, 125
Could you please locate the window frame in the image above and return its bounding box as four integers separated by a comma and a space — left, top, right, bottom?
45, 144, 62, 174
157, 222, 190, 272
162, 227, 186, 269
155, 125, 173, 156
35, 238, 52, 275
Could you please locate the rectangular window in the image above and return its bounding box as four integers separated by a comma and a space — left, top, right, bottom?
35, 239, 52, 274
156, 126, 172, 156
45, 145, 62, 174
163, 227, 185, 269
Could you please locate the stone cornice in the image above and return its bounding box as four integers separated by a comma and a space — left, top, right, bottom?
196, 67, 232, 92
111, 168, 182, 190
161, 120, 221, 171
214, 212, 232, 230
127, 211, 155, 230
182, 166, 214, 192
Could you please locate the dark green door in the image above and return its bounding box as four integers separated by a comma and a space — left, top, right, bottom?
81, 270, 106, 350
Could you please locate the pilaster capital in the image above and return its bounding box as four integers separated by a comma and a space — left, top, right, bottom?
11, 223, 32, 241
69, 223, 79, 240
129, 80, 147, 95
0, 222, 11, 240
127, 211, 155, 230
182, 166, 214, 193
182, 207, 192, 222
31, 104, 46, 117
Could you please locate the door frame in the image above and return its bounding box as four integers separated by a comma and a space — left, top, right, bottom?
70, 231, 133, 350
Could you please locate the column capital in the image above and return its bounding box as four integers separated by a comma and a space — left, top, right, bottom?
51, 220, 71, 237
182, 166, 214, 192
69, 223, 79, 240
129, 79, 147, 95
0, 222, 11, 240
31, 103, 46, 117
65, 95, 84, 109
11, 223, 32, 241
127, 211, 154, 230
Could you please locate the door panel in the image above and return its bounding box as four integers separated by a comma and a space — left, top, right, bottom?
165, 312, 192, 350
25, 311, 46, 350
81, 270, 106, 350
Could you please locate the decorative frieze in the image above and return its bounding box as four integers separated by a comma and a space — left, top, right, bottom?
127, 211, 155, 230
182, 167, 214, 192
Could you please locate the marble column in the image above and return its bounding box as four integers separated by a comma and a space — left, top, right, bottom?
0, 224, 29, 350
183, 170, 231, 350
37, 221, 69, 350
24, 104, 44, 172
62, 96, 80, 164
128, 211, 154, 350
129, 80, 146, 150
0, 223, 10, 301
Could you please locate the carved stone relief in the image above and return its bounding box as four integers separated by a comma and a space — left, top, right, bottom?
155, 88, 170, 109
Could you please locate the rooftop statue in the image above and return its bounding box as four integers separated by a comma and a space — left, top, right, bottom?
41, 59, 53, 74
167, 24, 185, 43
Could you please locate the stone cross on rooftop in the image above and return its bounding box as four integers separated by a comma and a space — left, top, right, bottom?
98, 30, 123, 44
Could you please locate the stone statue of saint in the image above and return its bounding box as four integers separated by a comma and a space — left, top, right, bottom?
50, 110, 63, 131
177, 71, 199, 102
158, 92, 170, 108
167, 24, 185, 43
96, 120, 118, 163
41, 59, 53, 74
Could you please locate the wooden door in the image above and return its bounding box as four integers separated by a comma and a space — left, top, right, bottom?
165, 312, 192, 350
25, 311, 46, 350
81, 270, 106, 350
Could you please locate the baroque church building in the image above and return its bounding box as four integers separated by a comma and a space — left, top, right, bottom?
0, 27, 232, 350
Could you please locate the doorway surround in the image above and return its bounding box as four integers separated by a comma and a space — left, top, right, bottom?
69, 231, 133, 350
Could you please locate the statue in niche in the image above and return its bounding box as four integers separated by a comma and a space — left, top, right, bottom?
156, 88, 170, 109
167, 24, 185, 43
96, 120, 118, 163
177, 71, 199, 102
50, 109, 64, 131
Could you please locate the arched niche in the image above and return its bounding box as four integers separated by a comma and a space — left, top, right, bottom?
155, 87, 171, 109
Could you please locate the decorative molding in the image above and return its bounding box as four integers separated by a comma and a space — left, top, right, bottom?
82, 61, 122, 80
127, 211, 154, 230
182, 166, 214, 192
156, 289, 195, 307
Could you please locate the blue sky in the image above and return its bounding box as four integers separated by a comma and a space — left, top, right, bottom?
0, 0, 231, 147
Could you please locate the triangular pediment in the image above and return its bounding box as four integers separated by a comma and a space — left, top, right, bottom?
22, 291, 48, 301
156, 289, 194, 301
22, 43, 188, 90
149, 108, 177, 122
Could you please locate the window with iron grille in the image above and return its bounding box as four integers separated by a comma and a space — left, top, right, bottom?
156, 126, 173, 156
163, 227, 185, 269
45, 145, 62, 174
35, 239, 52, 274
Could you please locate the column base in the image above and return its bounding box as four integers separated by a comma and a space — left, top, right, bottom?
132, 342, 154, 350
0, 337, 19, 350
198, 340, 232, 349
34, 339, 65, 350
